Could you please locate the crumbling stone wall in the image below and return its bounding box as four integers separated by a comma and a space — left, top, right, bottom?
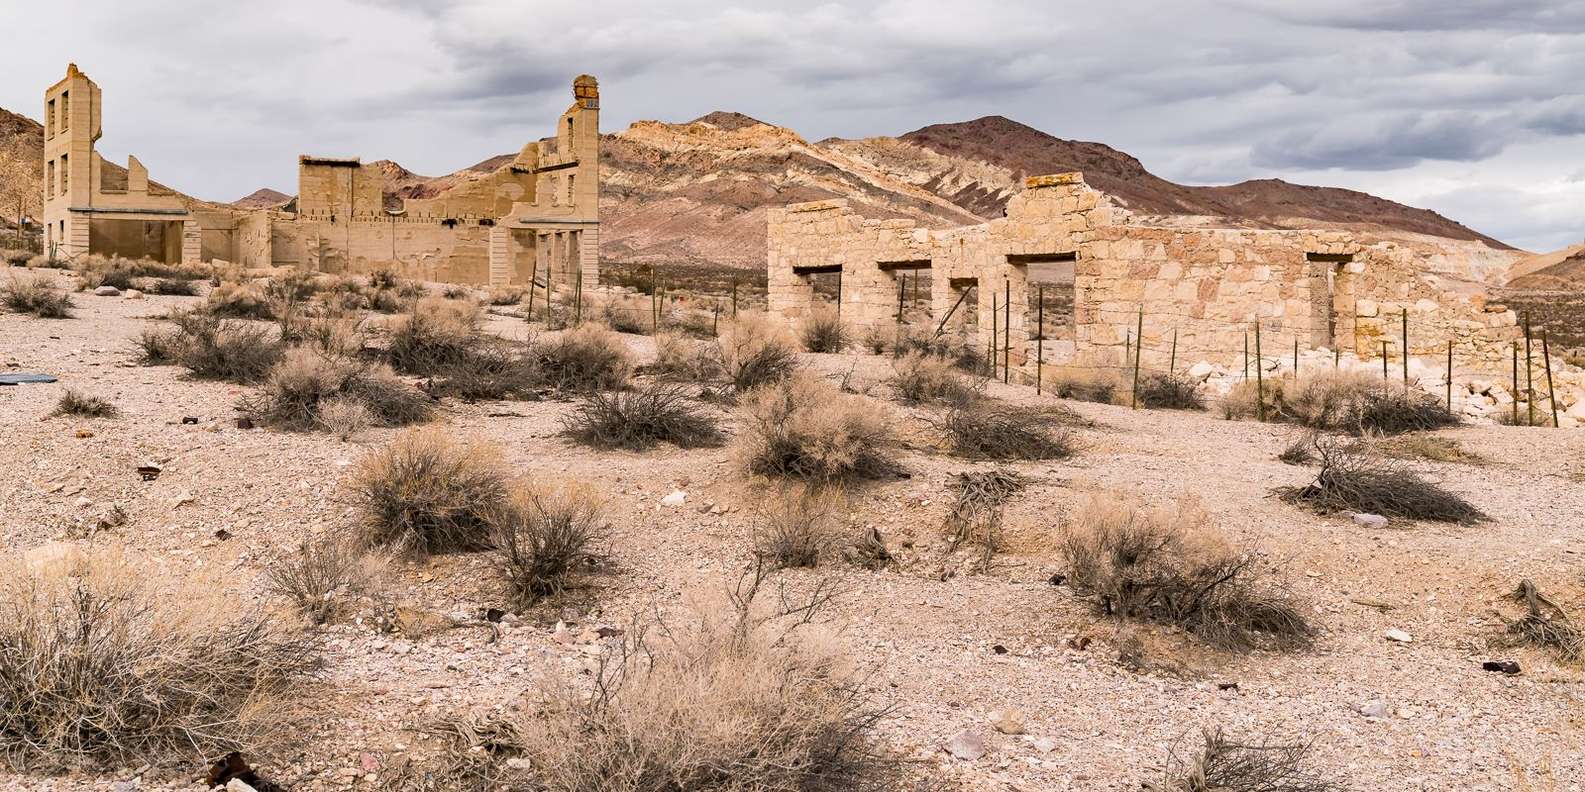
767, 171, 1524, 379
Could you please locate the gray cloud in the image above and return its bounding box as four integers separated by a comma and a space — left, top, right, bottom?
1, 0, 1581, 250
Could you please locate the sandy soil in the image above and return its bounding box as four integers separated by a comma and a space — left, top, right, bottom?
2, 270, 1583, 791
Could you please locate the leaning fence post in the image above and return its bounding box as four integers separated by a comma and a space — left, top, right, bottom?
651, 283, 659, 335
1131, 307, 1143, 410
525, 259, 537, 322
1170, 328, 1178, 374
1401, 308, 1410, 387
1254, 322, 1265, 422
1036, 284, 1045, 395
1542, 329, 1559, 428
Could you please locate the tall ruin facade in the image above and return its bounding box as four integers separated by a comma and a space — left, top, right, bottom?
41, 65, 599, 286
768, 172, 1524, 376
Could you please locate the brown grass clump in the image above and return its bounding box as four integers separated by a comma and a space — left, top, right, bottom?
489, 484, 603, 608
592, 292, 654, 334
941, 402, 1077, 461
1, 248, 33, 266
501, 570, 885, 792
533, 324, 635, 393
169, 310, 283, 383
741, 373, 899, 482
348, 428, 512, 554
49, 389, 118, 419
888, 351, 982, 405
1501, 579, 1583, 663
1144, 728, 1337, 792
0, 547, 316, 769
561, 384, 724, 451
1137, 372, 1205, 410
1277, 435, 1316, 465
719, 312, 800, 391
1275, 435, 1485, 524
753, 488, 843, 569
266, 534, 383, 624
136, 326, 184, 364
205, 282, 274, 319
1374, 433, 1484, 465
241, 348, 433, 432
488, 285, 527, 306
1227, 370, 1457, 435
944, 469, 1024, 571
1222, 378, 1284, 421
800, 305, 851, 353
2, 276, 73, 318
1061, 495, 1312, 650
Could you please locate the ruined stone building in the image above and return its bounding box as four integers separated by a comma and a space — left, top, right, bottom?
768, 172, 1524, 377
41, 64, 599, 286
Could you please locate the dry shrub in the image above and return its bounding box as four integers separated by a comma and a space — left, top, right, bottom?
349, 428, 512, 554
1, 248, 33, 266
1230, 370, 1457, 435
800, 306, 850, 353
242, 349, 431, 432
1145, 728, 1337, 792
50, 389, 118, 419
1275, 435, 1485, 523
1222, 378, 1284, 421
489, 484, 603, 608
888, 352, 981, 405
843, 527, 892, 569
206, 282, 274, 319
488, 285, 527, 306
944, 470, 1023, 571
170, 310, 283, 383
266, 534, 382, 624
533, 324, 634, 393
1045, 365, 1123, 404
1061, 495, 1312, 650
561, 384, 724, 450
860, 324, 892, 355
1137, 372, 1205, 410
741, 373, 898, 482
753, 487, 843, 569
442, 284, 472, 300
504, 570, 884, 792
388, 297, 482, 374
1277, 435, 1316, 465
941, 402, 1077, 461
592, 292, 654, 334
652, 331, 724, 382
137, 326, 184, 364
719, 312, 800, 391
0, 547, 316, 769
1374, 433, 1483, 465
1502, 579, 1583, 663
148, 278, 200, 296
895, 332, 990, 376
295, 312, 367, 358
2, 276, 73, 318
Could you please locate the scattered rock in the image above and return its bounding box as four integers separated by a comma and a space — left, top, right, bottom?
74, 428, 94, 438
990, 708, 1026, 735
1029, 736, 1057, 753
123, 289, 144, 300
1361, 700, 1389, 718
1352, 513, 1389, 529
93, 285, 121, 297
136, 464, 162, 481
181, 415, 199, 424
1383, 628, 1413, 643
660, 490, 687, 507
1481, 660, 1521, 674
943, 730, 986, 761
225, 780, 257, 792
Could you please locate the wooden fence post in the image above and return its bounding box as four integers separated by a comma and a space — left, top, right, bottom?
1381, 340, 1389, 381
1446, 339, 1453, 414
1292, 337, 1298, 379
1036, 284, 1044, 395
525, 259, 537, 322
1131, 307, 1143, 409
1170, 328, 1178, 374
1003, 279, 1011, 384
731, 278, 738, 317
1401, 307, 1410, 387
1524, 311, 1535, 427
1255, 322, 1265, 422
1542, 329, 1559, 428
1244, 332, 1249, 380
1511, 342, 1520, 426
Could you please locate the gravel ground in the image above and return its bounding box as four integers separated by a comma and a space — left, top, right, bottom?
2, 269, 1582, 791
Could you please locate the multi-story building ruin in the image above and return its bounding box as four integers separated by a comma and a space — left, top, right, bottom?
768, 172, 1524, 376
41, 64, 599, 286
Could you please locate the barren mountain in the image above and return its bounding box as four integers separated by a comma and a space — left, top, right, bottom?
0, 104, 1522, 267
1509, 244, 1585, 289
230, 187, 291, 209
0, 108, 43, 229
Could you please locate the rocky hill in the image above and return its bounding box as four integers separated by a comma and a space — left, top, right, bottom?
1, 103, 1521, 267
0, 108, 43, 231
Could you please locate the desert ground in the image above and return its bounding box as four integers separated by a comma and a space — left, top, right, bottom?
2, 265, 1583, 792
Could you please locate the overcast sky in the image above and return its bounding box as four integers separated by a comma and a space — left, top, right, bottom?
5, 0, 1582, 251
